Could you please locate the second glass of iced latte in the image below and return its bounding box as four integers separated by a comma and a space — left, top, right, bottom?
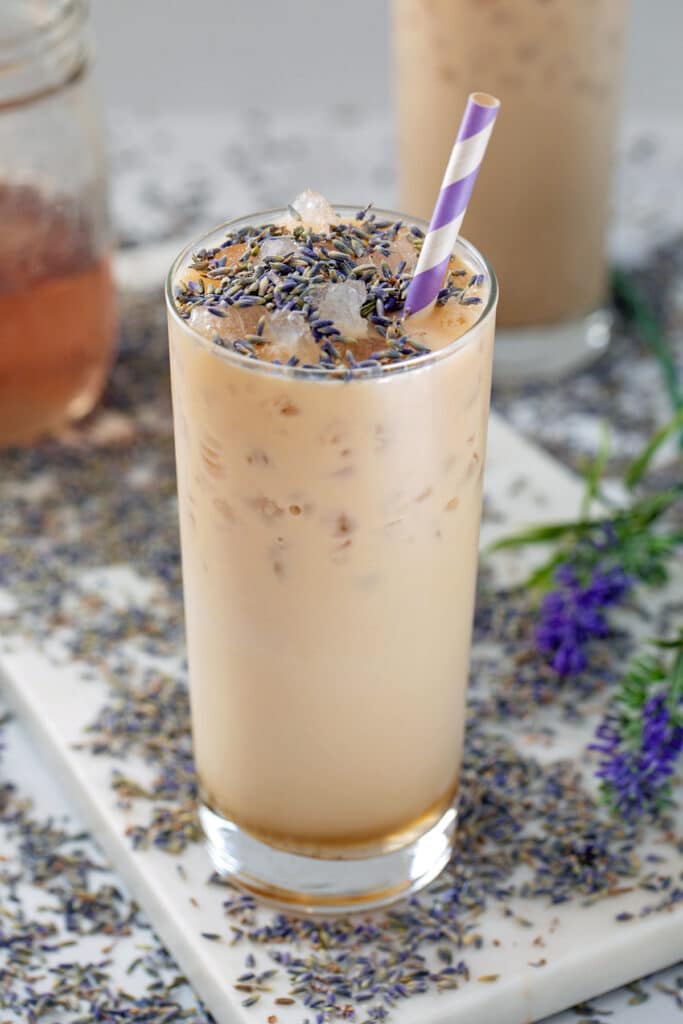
394, 0, 628, 383
166, 195, 497, 911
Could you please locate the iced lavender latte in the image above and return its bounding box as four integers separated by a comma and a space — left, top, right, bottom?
166, 192, 497, 910
394, 0, 628, 381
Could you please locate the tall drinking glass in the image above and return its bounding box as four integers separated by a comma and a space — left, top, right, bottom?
394, 0, 628, 384
166, 207, 497, 912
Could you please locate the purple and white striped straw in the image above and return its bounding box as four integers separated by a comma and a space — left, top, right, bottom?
405, 92, 500, 318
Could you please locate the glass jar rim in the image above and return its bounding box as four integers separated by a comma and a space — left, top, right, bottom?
165, 204, 498, 383
0, 0, 89, 109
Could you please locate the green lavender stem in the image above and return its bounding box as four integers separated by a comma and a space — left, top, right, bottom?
611, 267, 683, 447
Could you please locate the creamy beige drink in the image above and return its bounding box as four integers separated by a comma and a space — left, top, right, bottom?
166, 194, 497, 909
395, 0, 627, 329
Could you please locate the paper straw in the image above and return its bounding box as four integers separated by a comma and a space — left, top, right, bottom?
405, 92, 500, 318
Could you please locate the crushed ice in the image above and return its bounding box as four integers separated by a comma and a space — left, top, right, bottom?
259, 236, 299, 260
314, 280, 368, 337
286, 189, 337, 229
267, 309, 312, 347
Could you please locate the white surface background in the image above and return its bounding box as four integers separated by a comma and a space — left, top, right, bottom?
3, 410, 682, 1024
92, 0, 681, 118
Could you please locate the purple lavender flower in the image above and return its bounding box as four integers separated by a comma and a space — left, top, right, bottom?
535, 563, 632, 677
593, 693, 683, 819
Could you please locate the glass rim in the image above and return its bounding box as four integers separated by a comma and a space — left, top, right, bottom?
0, 0, 89, 109
0, 0, 87, 52
165, 204, 498, 382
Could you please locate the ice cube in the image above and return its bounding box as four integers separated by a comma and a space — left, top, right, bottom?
188, 305, 257, 341
263, 309, 320, 363
314, 280, 368, 337
267, 309, 311, 347
370, 234, 418, 274
287, 189, 337, 229
259, 235, 298, 260
189, 306, 226, 339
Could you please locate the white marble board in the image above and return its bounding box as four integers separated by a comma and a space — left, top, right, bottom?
2, 390, 682, 1024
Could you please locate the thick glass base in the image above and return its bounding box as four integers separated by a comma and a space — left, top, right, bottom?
200, 802, 456, 915
493, 308, 613, 387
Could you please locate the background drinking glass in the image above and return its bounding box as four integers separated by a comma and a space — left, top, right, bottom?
0, 0, 115, 448
394, 0, 629, 385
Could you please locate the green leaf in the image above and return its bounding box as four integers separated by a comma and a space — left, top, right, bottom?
668, 649, 683, 723
485, 518, 594, 554
617, 485, 683, 529
523, 551, 568, 593
613, 634, 683, 746
580, 422, 611, 516
624, 407, 683, 490
612, 268, 683, 438
652, 629, 683, 650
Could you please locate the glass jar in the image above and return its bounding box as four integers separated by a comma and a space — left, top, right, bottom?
0, 0, 115, 447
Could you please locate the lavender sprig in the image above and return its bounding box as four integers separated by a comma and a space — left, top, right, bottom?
592, 632, 683, 819
489, 411, 682, 819
491, 476, 680, 680
489, 407, 683, 607
535, 562, 632, 677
